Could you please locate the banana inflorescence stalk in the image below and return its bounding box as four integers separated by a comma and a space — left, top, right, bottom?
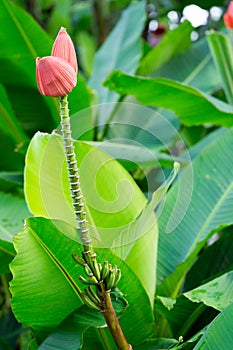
60, 95, 132, 350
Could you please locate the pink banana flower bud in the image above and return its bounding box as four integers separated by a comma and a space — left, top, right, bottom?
36, 56, 77, 97
224, 1, 233, 29
52, 27, 78, 73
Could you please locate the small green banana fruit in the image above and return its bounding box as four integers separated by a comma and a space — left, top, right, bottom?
113, 268, 121, 286
85, 286, 102, 306
105, 265, 121, 290
91, 259, 101, 281
78, 274, 98, 285
72, 253, 86, 266
82, 292, 100, 311
84, 264, 93, 277
101, 260, 110, 280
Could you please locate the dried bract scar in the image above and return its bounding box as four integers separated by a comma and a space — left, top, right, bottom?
52, 27, 78, 74
36, 56, 77, 97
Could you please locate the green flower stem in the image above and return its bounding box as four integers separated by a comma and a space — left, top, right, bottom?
60, 95, 92, 252
59, 95, 132, 350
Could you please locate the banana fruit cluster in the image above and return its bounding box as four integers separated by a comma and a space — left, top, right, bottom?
101, 261, 122, 290
73, 253, 121, 311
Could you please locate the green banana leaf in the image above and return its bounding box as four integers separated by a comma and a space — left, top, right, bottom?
193, 302, 233, 350
157, 128, 233, 297
0, 0, 59, 128
137, 21, 192, 76
88, 141, 184, 170
0, 83, 28, 145
184, 271, 233, 311
37, 293, 127, 349
103, 70, 233, 127
153, 36, 221, 94
88, 0, 146, 124
10, 217, 155, 346
0, 0, 92, 142
0, 191, 30, 273
24, 132, 157, 304
184, 228, 233, 290
207, 30, 233, 104
23, 131, 178, 304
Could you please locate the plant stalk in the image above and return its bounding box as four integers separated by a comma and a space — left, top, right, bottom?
0, 274, 11, 309
59, 95, 132, 350
92, 0, 109, 46
101, 291, 132, 350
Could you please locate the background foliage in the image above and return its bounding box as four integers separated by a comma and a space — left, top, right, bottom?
1, 0, 233, 349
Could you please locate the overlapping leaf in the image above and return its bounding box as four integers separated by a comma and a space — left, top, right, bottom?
184, 271, 233, 311
138, 21, 192, 76
0, 0, 59, 128
157, 128, 233, 296
10, 217, 155, 345
88, 1, 146, 125
104, 70, 233, 127
24, 132, 158, 303
207, 31, 233, 104
10, 218, 83, 328
153, 36, 221, 94
0, 0, 92, 140
193, 302, 233, 350
0, 191, 30, 273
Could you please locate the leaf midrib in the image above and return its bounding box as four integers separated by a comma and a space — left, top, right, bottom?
188, 180, 233, 255
3, 0, 37, 59
0, 99, 27, 143
30, 227, 82, 298
0, 244, 15, 256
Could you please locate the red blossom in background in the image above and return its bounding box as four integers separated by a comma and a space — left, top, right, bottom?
36, 27, 77, 97
224, 1, 233, 28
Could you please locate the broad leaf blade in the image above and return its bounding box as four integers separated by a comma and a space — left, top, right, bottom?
184, 271, 233, 312
24, 132, 157, 304
38, 321, 85, 350
0, 191, 29, 273
0, 0, 59, 127
104, 71, 233, 127
24, 132, 146, 232
89, 141, 184, 170
77, 31, 96, 78
118, 163, 179, 303
0, 83, 28, 171
153, 36, 221, 94
81, 328, 106, 350
102, 100, 180, 149
194, 302, 233, 350
134, 338, 178, 350
39, 294, 128, 350
10, 218, 83, 328
184, 228, 233, 290
88, 0, 146, 124
112, 162, 179, 266
157, 128, 233, 296
0, 84, 28, 144
0, 192, 29, 241
138, 21, 192, 76
0, 1, 90, 129
10, 218, 155, 345
207, 31, 233, 104
68, 75, 94, 117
